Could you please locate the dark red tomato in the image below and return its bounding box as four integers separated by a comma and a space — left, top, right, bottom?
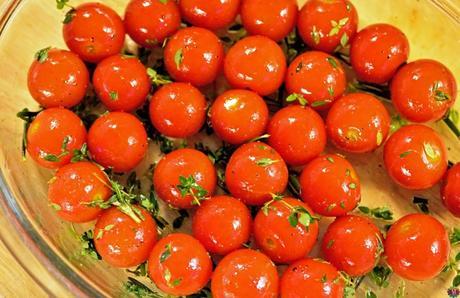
268, 105, 326, 166
300, 154, 360, 217
63, 2, 125, 63
322, 215, 383, 276
124, 0, 181, 48
385, 213, 450, 281
383, 124, 447, 190
350, 23, 409, 84
390, 59, 457, 122
48, 162, 112, 223
210, 89, 269, 145
94, 207, 158, 268
224, 35, 287, 96
442, 163, 460, 217
153, 149, 216, 209
148, 233, 212, 296
26, 108, 86, 169
178, 0, 240, 30
211, 249, 279, 298
93, 55, 150, 112
87, 112, 148, 173
27, 48, 89, 108
298, 0, 358, 53
254, 197, 319, 264
149, 82, 207, 138
193, 195, 251, 255
164, 27, 224, 87
241, 0, 298, 42
280, 258, 345, 298
326, 93, 391, 153
225, 142, 289, 206
285, 51, 346, 109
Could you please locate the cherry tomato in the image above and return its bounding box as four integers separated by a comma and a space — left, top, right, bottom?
350, 23, 409, 84
93, 55, 150, 112
148, 233, 212, 296
268, 105, 326, 166
164, 27, 224, 87
383, 124, 447, 190
297, 0, 358, 53
300, 154, 360, 217
441, 163, 460, 217
224, 35, 287, 96
326, 93, 391, 153
210, 89, 269, 145
322, 215, 383, 276
285, 51, 346, 109
153, 148, 216, 209
87, 112, 148, 173
211, 249, 279, 298
241, 0, 298, 42
149, 82, 207, 138
124, 0, 181, 48
94, 207, 158, 268
63, 2, 125, 63
178, 0, 240, 30
193, 195, 251, 255
26, 108, 87, 169
385, 213, 450, 281
390, 59, 457, 122
225, 142, 289, 206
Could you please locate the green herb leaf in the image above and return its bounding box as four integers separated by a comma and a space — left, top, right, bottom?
286, 93, 308, 106
390, 114, 408, 133
345, 169, 351, 177
327, 86, 335, 97
56, 0, 70, 9
80, 230, 101, 260
109, 91, 118, 101
327, 239, 334, 249
432, 81, 451, 101
326, 157, 335, 163
376, 130, 384, 146
71, 143, 88, 163
174, 48, 184, 69
358, 206, 394, 221
326, 57, 338, 68
34, 47, 51, 63
158, 0, 168, 4
328, 18, 348, 36
126, 262, 148, 277
400, 151, 412, 158
368, 265, 392, 288
311, 26, 321, 44
123, 277, 162, 298
160, 244, 172, 263
447, 109, 459, 125
43, 135, 71, 162
256, 158, 279, 167
395, 280, 406, 298
365, 290, 377, 298
340, 32, 349, 48
50, 203, 61, 211
423, 142, 439, 161
288, 213, 298, 227
450, 228, 460, 245
177, 175, 208, 206
320, 275, 327, 283
147, 67, 172, 87
311, 100, 330, 107
63, 8, 76, 24
348, 182, 357, 190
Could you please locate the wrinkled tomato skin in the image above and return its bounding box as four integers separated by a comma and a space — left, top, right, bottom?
178, 0, 240, 31
441, 163, 460, 217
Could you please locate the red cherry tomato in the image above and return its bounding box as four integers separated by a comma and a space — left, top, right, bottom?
322, 215, 383, 276
326, 93, 391, 153
148, 233, 212, 296
63, 2, 125, 63
297, 0, 358, 53
149, 82, 207, 138
94, 207, 158, 268
300, 154, 360, 217
210, 89, 269, 145
178, 0, 240, 30
224, 35, 287, 96
350, 23, 409, 84
124, 0, 181, 48
441, 163, 460, 217
385, 213, 450, 281
383, 124, 447, 190
87, 112, 148, 173
268, 105, 326, 166
225, 142, 289, 206
211, 249, 279, 298
390, 59, 457, 122
26, 108, 87, 169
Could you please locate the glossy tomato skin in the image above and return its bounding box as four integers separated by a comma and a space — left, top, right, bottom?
383, 124, 447, 190
211, 249, 279, 298
148, 233, 212, 296
442, 163, 460, 217
94, 207, 158, 268
153, 149, 216, 209
210, 89, 269, 145
300, 154, 360, 217
298, 0, 358, 53
385, 213, 450, 281
390, 59, 457, 122
350, 23, 409, 84
322, 215, 383, 276
326, 93, 391, 153
241, 0, 298, 42
225, 142, 289, 206
87, 112, 148, 173
124, 0, 181, 48
224, 35, 287, 96
268, 105, 326, 166
63, 2, 125, 63
193, 195, 252, 255
178, 0, 240, 30
149, 82, 207, 138
26, 108, 87, 169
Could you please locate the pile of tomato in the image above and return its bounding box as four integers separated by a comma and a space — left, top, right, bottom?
21, 0, 460, 297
